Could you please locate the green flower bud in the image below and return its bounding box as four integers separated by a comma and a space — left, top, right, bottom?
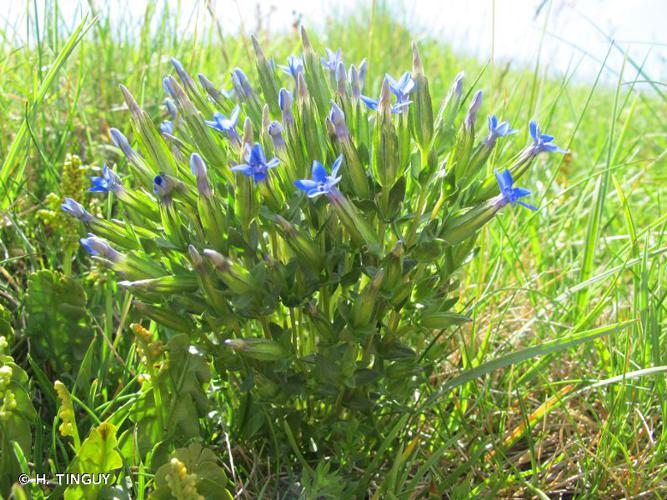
439, 198, 500, 244
409, 42, 434, 151
119, 85, 179, 177
350, 270, 384, 328
119, 274, 199, 294
203, 250, 254, 295
275, 215, 322, 270
225, 338, 289, 361
251, 35, 281, 116
134, 302, 196, 333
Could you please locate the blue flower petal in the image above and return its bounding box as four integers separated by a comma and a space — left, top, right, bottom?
311, 161, 328, 183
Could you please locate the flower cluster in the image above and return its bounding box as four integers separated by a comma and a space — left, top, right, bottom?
62, 28, 566, 436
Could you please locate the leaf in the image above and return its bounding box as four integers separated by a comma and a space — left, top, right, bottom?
150, 443, 232, 500
421, 321, 635, 410
24, 270, 91, 373
129, 335, 211, 456
0, 341, 38, 493
65, 422, 123, 500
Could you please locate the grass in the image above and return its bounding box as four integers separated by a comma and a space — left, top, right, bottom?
1, 0, 666, 497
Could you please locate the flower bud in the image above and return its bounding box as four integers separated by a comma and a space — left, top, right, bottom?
439, 198, 500, 244
410, 41, 434, 150
252, 35, 281, 116
119, 84, 178, 176
80, 234, 125, 263
198, 73, 227, 106
349, 64, 360, 100
278, 88, 294, 127
61, 198, 93, 222
351, 270, 384, 328
465, 90, 483, 131
134, 302, 196, 333
242, 117, 254, 149
268, 121, 285, 149
224, 338, 288, 361
109, 128, 154, 181
119, 274, 199, 294
336, 61, 347, 96
275, 215, 322, 270
190, 153, 211, 197
203, 249, 254, 294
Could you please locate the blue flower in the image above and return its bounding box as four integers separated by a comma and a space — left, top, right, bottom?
205, 106, 241, 144
294, 156, 343, 198
321, 48, 342, 71
89, 164, 123, 193
231, 143, 279, 183
386, 72, 414, 103
485, 115, 517, 147
360, 95, 411, 114
494, 169, 536, 211
160, 120, 174, 135
61, 198, 93, 222
80, 234, 124, 262
529, 120, 566, 155
279, 55, 303, 79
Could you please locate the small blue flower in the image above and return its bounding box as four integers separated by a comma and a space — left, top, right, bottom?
360, 95, 411, 114
485, 115, 517, 147
89, 164, 122, 193
279, 55, 303, 79
294, 156, 343, 198
529, 120, 566, 155
494, 169, 537, 211
386, 72, 414, 103
231, 143, 279, 183
61, 198, 93, 222
206, 106, 241, 144
321, 48, 342, 71
80, 234, 124, 262
160, 120, 174, 135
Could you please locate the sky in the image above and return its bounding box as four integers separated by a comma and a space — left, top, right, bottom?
4, 0, 665, 86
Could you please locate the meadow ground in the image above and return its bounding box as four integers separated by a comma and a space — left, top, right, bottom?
0, 1, 666, 498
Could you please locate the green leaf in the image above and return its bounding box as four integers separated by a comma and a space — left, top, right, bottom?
64, 422, 123, 500
24, 270, 91, 373
150, 443, 232, 500
421, 321, 635, 410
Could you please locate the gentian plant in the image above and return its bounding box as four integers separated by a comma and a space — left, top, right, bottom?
63, 28, 565, 461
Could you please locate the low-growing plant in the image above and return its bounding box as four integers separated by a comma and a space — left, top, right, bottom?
61, 27, 565, 477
